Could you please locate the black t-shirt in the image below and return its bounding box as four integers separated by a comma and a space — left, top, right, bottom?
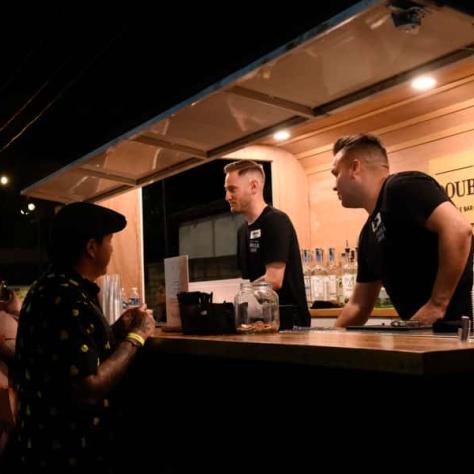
357, 171, 473, 320
237, 206, 311, 326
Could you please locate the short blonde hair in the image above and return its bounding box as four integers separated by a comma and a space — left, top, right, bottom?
223, 160, 265, 183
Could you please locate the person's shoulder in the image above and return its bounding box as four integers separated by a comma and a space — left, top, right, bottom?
29, 271, 82, 301
262, 206, 292, 225
387, 171, 437, 189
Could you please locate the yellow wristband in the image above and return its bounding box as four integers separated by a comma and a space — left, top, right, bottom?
126, 332, 145, 347
125, 338, 140, 348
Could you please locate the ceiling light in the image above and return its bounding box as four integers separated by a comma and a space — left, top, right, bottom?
411, 75, 436, 91
273, 130, 290, 141
27, 203, 36, 211
0, 176, 9, 185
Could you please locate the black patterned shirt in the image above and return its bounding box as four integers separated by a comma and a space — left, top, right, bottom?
14, 267, 116, 472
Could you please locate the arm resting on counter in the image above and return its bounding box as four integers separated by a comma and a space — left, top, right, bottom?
411, 202, 472, 324
334, 281, 381, 328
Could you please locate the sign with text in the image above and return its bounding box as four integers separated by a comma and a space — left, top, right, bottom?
429, 152, 474, 223
164, 255, 189, 329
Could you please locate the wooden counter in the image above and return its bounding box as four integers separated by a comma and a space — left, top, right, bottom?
126, 327, 474, 470
148, 328, 474, 376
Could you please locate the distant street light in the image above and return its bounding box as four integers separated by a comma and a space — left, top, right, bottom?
0, 175, 8, 185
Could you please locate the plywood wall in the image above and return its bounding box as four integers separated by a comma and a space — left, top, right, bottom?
301, 91, 474, 254
98, 188, 145, 301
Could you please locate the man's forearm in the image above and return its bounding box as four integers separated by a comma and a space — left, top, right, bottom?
78, 340, 139, 403
334, 302, 370, 328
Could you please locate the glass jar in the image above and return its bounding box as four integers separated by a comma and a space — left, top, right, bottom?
234, 282, 279, 334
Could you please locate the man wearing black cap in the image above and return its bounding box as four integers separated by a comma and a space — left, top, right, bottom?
13, 202, 155, 472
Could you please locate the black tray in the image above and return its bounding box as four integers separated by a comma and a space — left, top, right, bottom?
346, 324, 432, 331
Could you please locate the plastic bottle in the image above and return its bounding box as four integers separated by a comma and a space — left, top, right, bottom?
129, 287, 141, 307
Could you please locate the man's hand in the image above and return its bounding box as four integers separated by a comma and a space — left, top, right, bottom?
113, 305, 154, 340
127, 305, 155, 341
410, 301, 446, 325
112, 307, 136, 338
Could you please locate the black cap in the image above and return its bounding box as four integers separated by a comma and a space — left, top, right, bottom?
51, 202, 127, 243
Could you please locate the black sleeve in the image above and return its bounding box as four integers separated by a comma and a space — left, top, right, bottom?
261, 213, 292, 265
237, 225, 248, 278
387, 173, 449, 227
356, 225, 380, 283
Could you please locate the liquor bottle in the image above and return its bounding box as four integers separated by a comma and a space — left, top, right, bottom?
311, 248, 327, 301
326, 248, 338, 304
301, 249, 312, 304
342, 247, 356, 303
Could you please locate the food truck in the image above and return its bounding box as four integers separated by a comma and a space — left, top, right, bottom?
21, 0, 474, 377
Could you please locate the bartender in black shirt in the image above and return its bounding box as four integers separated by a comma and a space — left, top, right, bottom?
224, 160, 310, 327
331, 134, 473, 328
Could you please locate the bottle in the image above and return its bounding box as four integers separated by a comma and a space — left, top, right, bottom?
337, 252, 346, 306
342, 248, 356, 303
301, 249, 312, 304
326, 248, 338, 304
311, 248, 327, 301
376, 286, 392, 307
234, 281, 279, 334
121, 287, 129, 310
129, 287, 141, 307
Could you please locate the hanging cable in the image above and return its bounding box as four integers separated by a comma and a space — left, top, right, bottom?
0, 59, 68, 135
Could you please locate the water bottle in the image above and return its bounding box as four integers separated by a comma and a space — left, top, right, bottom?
129, 287, 141, 307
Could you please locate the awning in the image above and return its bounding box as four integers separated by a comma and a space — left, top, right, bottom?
22, 0, 474, 203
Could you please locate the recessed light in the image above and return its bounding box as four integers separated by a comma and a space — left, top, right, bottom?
273, 130, 290, 141
411, 75, 436, 91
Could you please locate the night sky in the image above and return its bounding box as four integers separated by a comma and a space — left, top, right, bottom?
1, 3, 369, 190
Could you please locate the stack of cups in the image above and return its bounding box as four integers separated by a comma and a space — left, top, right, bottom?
100, 274, 122, 324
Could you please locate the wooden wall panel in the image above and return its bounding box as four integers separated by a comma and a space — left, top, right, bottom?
304, 107, 474, 254
98, 188, 144, 301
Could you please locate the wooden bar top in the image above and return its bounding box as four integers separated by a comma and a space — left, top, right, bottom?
148, 328, 474, 376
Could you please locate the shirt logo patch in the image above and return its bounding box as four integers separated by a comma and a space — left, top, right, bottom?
371, 212, 386, 242
250, 240, 260, 253
250, 229, 261, 239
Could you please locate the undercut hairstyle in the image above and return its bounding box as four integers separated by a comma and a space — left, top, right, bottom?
333, 134, 389, 168
224, 160, 265, 183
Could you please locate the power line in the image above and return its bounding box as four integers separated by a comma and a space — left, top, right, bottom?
0, 59, 68, 135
